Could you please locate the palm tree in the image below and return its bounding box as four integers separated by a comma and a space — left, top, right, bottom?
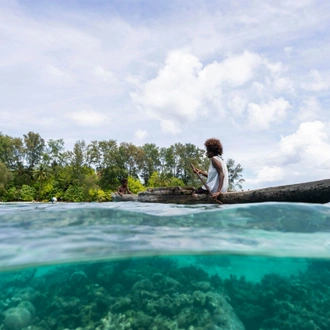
33, 165, 48, 200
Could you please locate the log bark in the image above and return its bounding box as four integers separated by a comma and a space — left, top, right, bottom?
137, 179, 330, 204
111, 194, 138, 202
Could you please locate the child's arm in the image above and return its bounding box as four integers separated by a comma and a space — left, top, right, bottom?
193, 167, 208, 177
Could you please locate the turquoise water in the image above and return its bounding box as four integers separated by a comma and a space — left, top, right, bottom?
1, 202, 330, 329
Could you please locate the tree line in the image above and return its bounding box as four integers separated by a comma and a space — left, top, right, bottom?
0, 131, 244, 202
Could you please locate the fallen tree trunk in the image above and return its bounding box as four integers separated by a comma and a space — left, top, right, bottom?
137, 179, 330, 204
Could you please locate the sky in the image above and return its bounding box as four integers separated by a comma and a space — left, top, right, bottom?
1, 0, 330, 190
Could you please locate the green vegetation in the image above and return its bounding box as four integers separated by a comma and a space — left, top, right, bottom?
0, 131, 244, 202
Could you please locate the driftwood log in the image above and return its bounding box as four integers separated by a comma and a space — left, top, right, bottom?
135, 179, 330, 204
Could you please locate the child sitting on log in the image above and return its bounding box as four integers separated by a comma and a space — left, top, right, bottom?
117, 178, 133, 196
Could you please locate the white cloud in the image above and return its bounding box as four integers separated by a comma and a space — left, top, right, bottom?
301, 69, 329, 91
134, 129, 148, 140
66, 109, 108, 127
284, 47, 293, 54
249, 121, 330, 186
200, 51, 262, 88
273, 76, 294, 93
130, 50, 205, 127
160, 120, 181, 135
247, 98, 290, 131
47, 65, 65, 77
251, 82, 265, 96
274, 121, 330, 167
297, 96, 321, 121
265, 61, 294, 93
94, 66, 115, 82
244, 117, 330, 185
44, 64, 75, 87
130, 50, 289, 133
228, 95, 247, 116
266, 61, 286, 75
247, 166, 285, 185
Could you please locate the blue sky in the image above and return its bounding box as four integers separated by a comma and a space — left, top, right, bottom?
1, 0, 330, 189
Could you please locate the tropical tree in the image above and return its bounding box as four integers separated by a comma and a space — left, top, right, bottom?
118, 142, 144, 178
20, 184, 36, 201
148, 172, 185, 188
91, 140, 125, 190
0, 161, 13, 197
227, 158, 244, 191
86, 140, 102, 170
99, 139, 118, 169
23, 131, 45, 171
70, 140, 87, 185
0, 133, 24, 171
173, 143, 206, 184
33, 164, 49, 200
5, 187, 20, 201
159, 146, 175, 176
141, 143, 161, 185
46, 139, 66, 168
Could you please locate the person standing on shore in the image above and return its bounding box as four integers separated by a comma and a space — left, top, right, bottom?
193, 138, 228, 198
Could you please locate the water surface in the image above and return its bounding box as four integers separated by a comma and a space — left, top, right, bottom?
1, 201, 330, 330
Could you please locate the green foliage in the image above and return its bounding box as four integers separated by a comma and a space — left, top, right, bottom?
39, 180, 56, 201
119, 142, 144, 178
148, 172, 167, 187
0, 162, 13, 196
23, 131, 45, 170
21, 184, 36, 201
82, 172, 102, 202
141, 143, 161, 185
168, 177, 185, 187
99, 166, 126, 190
87, 188, 112, 202
64, 185, 85, 202
0, 133, 24, 171
4, 187, 20, 201
0, 131, 244, 201
148, 172, 185, 188
46, 139, 66, 167
33, 164, 50, 200
127, 176, 145, 194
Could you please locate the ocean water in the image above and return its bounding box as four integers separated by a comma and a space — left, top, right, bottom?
1, 202, 330, 330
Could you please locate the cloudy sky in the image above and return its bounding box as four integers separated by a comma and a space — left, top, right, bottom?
1, 0, 330, 189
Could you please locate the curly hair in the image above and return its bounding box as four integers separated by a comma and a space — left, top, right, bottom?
204, 138, 223, 156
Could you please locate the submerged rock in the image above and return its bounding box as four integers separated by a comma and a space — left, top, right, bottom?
206, 292, 245, 330
3, 306, 32, 330
132, 278, 154, 291
17, 301, 35, 317
14, 287, 36, 302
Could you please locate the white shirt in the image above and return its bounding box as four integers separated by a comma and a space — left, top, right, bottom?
202, 155, 228, 193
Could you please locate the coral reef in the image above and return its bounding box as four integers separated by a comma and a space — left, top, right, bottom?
0, 257, 330, 330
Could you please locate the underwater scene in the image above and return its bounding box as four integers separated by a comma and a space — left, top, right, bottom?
1, 202, 330, 330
